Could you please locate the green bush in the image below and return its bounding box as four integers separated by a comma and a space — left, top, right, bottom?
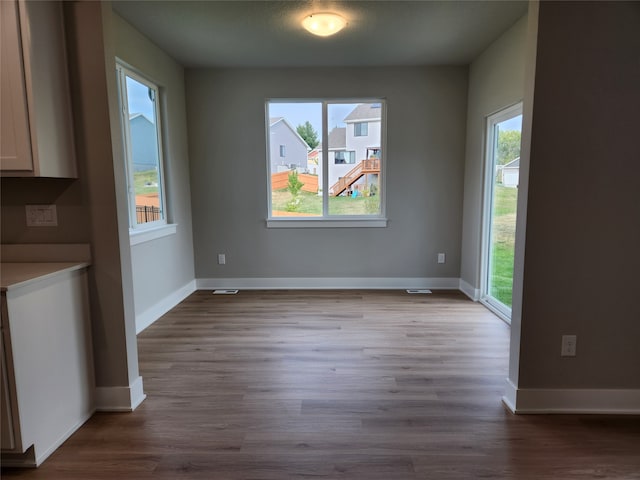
287, 171, 304, 197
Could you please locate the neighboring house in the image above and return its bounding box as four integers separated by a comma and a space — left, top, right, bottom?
343, 103, 382, 163
129, 113, 158, 172
307, 148, 322, 178
297, 105, 382, 195
502, 157, 520, 187
328, 104, 382, 195
269, 117, 310, 173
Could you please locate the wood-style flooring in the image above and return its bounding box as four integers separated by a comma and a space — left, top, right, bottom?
3, 290, 640, 479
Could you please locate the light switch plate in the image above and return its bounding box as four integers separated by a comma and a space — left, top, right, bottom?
26, 205, 58, 227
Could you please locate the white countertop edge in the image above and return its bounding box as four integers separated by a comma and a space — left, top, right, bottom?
1, 262, 90, 292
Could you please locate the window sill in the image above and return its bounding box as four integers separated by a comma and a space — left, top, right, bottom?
130, 223, 177, 246
266, 218, 387, 228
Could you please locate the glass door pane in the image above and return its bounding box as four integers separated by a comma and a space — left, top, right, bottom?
484, 105, 522, 318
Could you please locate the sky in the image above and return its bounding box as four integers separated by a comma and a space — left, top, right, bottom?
268, 102, 362, 140
126, 76, 155, 121
499, 114, 522, 132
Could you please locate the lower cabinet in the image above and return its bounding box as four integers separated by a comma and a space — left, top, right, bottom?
0, 265, 94, 467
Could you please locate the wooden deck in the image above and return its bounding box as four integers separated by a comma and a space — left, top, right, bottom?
330, 159, 380, 196
3, 290, 639, 479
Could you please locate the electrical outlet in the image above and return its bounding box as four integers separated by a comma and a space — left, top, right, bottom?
217, 253, 226, 265
437, 253, 446, 264
561, 335, 577, 357
26, 205, 58, 226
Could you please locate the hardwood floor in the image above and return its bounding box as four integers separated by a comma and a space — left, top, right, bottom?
3, 290, 640, 479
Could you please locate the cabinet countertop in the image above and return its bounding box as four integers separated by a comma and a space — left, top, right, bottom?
1, 262, 89, 292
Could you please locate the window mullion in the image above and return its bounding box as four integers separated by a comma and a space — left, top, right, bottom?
322, 101, 329, 217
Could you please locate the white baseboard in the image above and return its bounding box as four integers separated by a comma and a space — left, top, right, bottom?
135, 280, 196, 334
95, 376, 146, 412
1, 410, 94, 467
459, 279, 480, 301
35, 410, 94, 466
196, 277, 461, 290
502, 378, 640, 414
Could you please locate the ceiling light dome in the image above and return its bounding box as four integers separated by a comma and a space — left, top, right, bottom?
302, 13, 347, 37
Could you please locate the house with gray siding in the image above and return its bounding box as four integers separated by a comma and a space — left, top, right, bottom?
129, 113, 158, 172
269, 117, 310, 174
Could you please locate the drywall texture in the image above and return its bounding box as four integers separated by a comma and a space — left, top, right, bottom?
62, 1, 138, 388
518, 1, 640, 389
112, 13, 195, 318
0, 178, 89, 243
186, 67, 468, 280
460, 14, 528, 290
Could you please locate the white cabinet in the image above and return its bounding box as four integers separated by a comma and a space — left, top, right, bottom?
0, 263, 94, 467
0, 0, 76, 178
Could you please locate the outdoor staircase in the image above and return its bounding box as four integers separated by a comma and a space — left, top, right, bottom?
330, 159, 380, 197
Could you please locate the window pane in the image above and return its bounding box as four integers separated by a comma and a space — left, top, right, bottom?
125, 75, 163, 225
488, 113, 522, 308
354, 122, 368, 137
328, 103, 381, 216
267, 102, 322, 217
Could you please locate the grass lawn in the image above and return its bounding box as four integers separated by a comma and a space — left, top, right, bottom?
133, 169, 160, 195
490, 185, 517, 307
272, 190, 380, 216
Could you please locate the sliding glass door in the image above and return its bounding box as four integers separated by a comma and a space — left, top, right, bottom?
482, 103, 522, 321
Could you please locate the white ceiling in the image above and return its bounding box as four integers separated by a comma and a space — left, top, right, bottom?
112, 1, 528, 68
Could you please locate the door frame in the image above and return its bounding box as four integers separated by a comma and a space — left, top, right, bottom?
480, 102, 523, 323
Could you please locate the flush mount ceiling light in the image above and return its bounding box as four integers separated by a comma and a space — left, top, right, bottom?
302, 13, 347, 37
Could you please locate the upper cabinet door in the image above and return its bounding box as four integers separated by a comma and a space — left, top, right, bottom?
1, 0, 77, 178
0, 0, 33, 172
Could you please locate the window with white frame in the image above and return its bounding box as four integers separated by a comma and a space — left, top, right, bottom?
116, 63, 167, 230
266, 99, 385, 225
334, 150, 356, 164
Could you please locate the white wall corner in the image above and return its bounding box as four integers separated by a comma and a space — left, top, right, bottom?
196, 277, 461, 291
136, 280, 196, 334
502, 380, 640, 414
459, 278, 480, 301
95, 376, 146, 412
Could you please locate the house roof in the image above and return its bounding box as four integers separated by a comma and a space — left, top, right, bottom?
504, 157, 520, 168
328, 127, 346, 149
269, 117, 311, 150
129, 113, 153, 123
344, 104, 382, 123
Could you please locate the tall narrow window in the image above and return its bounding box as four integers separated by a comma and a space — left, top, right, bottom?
482, 103, 522, 321
116, 63, 166, 229
266, 100, 385, 224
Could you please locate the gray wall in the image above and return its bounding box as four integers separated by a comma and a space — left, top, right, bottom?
460, 15, 528, 291
186, 67, 468, 280
518, 1, 640, 389
113, 13, 195, 321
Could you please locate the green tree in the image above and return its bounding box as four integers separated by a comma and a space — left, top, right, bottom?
296, 121, 319, 149
497, 130, 521, 165
287, 170, 304, 196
